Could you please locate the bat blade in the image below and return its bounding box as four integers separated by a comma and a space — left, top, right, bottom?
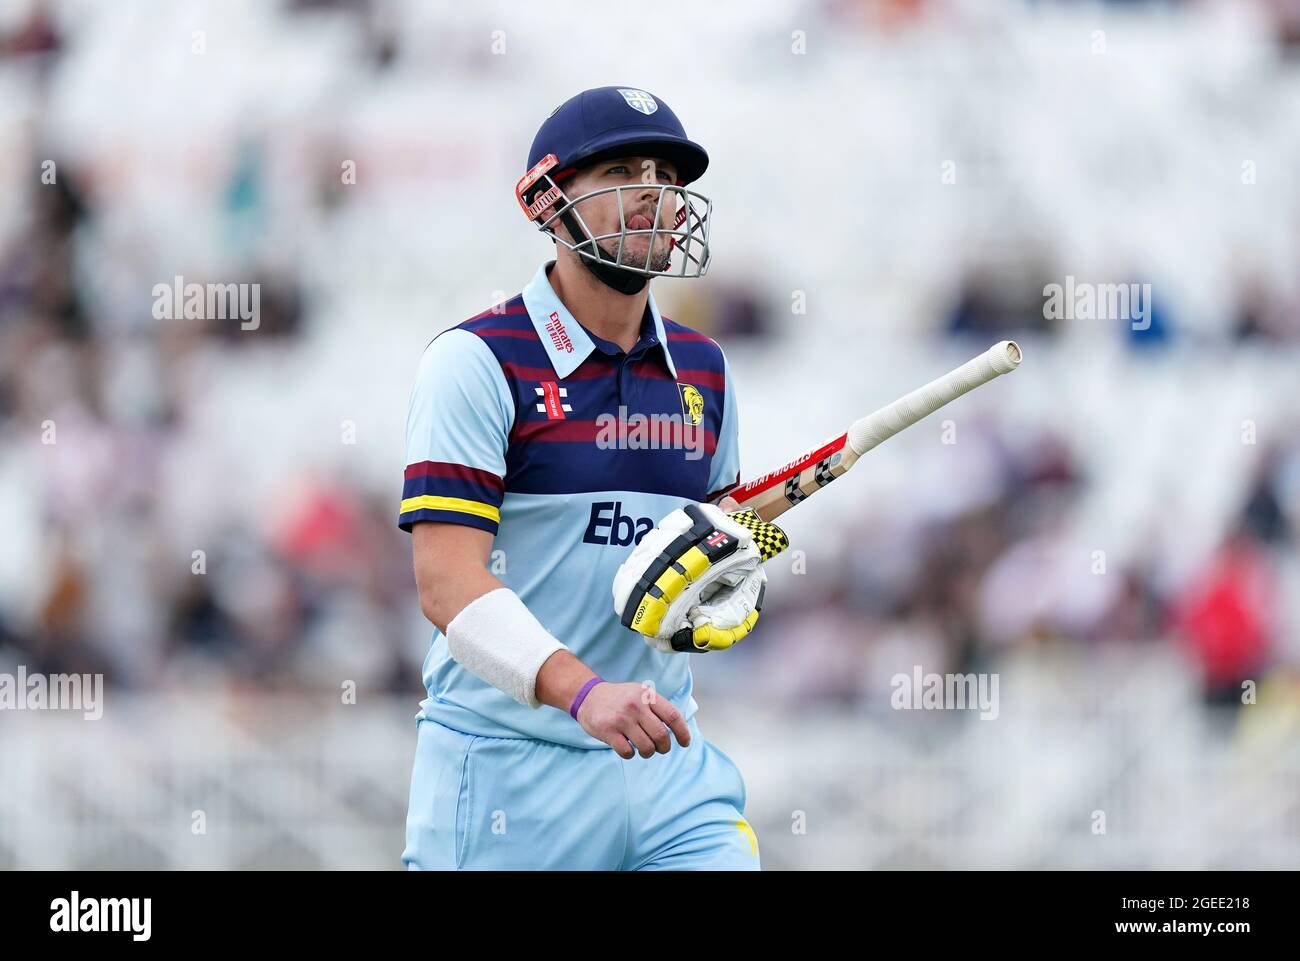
722, 341, 1022, 521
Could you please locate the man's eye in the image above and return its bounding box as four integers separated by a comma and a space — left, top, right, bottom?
607, 166, 628, 175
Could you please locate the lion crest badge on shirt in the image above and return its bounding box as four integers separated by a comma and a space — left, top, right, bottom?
678, 383, 704, 426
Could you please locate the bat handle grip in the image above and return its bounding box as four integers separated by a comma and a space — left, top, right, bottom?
848, 340, 1021, 456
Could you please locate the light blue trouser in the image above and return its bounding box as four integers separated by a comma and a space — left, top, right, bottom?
402, 714, 760, 870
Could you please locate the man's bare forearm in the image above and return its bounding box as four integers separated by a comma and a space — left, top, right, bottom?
420, 564, 504, 634
413, 523, 504, 632
413, 525, 600, 713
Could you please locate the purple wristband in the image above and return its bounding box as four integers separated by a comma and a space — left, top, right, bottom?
569, 677, 605, 720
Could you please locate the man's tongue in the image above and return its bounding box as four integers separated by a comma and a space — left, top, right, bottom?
627, 214, 653, 231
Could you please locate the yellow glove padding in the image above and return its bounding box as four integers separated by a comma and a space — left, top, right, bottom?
611, 503, 788, 653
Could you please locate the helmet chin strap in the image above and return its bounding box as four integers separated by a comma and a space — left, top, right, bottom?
559, 209, 648, 295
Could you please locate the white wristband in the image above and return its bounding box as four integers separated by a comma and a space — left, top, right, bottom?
445, 588, 568, 709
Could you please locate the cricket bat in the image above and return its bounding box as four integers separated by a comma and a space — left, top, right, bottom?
720, 341, 1022, 522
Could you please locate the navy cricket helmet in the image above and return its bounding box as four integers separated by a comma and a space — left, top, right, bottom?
515, 86, 713, 292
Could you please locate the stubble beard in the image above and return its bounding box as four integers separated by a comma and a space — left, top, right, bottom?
606, 236, 673, 273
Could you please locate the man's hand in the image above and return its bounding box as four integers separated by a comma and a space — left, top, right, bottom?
611, 497, 787, 652
535, 651, 691, 758
574, 681, 692, 759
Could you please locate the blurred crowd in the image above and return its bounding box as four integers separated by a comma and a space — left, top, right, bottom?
726, 425, 1300, 713
0, 1, 420, 696
1, 0, 1299, 718
0, 147, 419, 693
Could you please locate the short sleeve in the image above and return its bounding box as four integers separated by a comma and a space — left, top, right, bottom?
399, 329, 514, 534
706, 347, 741, 501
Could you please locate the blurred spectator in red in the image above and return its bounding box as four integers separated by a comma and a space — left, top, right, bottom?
1173, 530, 1276, 707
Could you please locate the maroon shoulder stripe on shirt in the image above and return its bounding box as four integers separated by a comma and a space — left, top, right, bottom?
665, 329, 717, 344
621, 360, 725, 392
404, 460, 505, 491
501, 359, 610, 383
510, 418, 718, 454
626, 360, 674, 382
468, 328, 539, 340
668, 367, 726, 391
509, 419, 608, 444
464, 304, 531, 324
